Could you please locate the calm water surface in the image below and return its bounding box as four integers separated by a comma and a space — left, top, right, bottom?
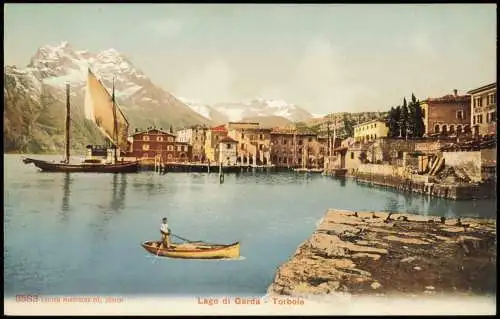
4, 154, 497, 297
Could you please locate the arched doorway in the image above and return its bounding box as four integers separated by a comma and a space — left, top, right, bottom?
442, 125, 448, 135
263, 157, 268, 165
236, 156, 241, 164
434, 124, 440, 133
243, 156, 248, 165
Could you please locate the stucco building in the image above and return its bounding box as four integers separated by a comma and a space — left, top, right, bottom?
468, 82, 496, 137
215, 136, 238, 165
176, 125, 209, 162
226, 122, 272, 165
204, 124, 228, 162
353, 119, 389, 143
270, 129, 324, 168
420, 90, 471, 136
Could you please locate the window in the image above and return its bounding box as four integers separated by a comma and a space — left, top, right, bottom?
259, 144, 263, 150
486, 113, 490, 123
259, 134, 264, 140
487, 93, 496, 105
142, 144, 150, 151
142, 136, 150, 141
168, 137, 174, 142
478, 115, 483, 124
177, 146, 182, 151
375, 123, 377, 128
241, 133, 244, 139
167, 145, 173, 151
473, 116, 476, 125
298, 140, 303, 145
241, 144, 245, 150
491, 111, 497, 122
457, 110, 464, 121
157, 137, 163, 141
475, 97, 483, 107
434, 124, 440, 133
351, 152, 354, 159
283, 139, 287, 145
226, 143, 231, 149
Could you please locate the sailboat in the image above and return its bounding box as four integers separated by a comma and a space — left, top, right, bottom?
22, 68, 139, 173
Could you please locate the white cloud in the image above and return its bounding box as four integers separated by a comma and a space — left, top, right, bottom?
409, 32, 437, 58
288, 37, 378, 114
144, 19, 182, 37
174, 59, 236, 104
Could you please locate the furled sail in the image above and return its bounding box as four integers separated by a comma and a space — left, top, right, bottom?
84, 68, 129, 152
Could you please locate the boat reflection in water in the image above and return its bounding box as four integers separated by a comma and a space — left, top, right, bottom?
110, 173, 127, 212
60, 173, 72, 223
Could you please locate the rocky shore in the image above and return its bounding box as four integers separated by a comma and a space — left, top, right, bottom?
267, 209, 496, 297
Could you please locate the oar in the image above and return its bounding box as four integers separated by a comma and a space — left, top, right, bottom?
171, 233, 195, 243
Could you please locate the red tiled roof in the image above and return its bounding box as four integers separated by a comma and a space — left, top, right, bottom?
211, 124, 227, 132
219, 136, 238, 143
422, 94, 470, 103
131, 129, 175, 137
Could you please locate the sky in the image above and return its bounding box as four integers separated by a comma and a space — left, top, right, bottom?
4, 3, 497, 115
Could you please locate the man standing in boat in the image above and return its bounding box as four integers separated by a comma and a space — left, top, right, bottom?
160, 217, 171, 248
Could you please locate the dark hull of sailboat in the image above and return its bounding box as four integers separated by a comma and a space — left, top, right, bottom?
23, 158, 139, 173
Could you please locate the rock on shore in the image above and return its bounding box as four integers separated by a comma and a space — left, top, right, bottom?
267, 209, 496, 297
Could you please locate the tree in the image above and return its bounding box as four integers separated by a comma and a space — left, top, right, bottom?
410, 93, 425, 137
386, 106, 401, 137
342, 114, 355, 137
400, 97, 409, 138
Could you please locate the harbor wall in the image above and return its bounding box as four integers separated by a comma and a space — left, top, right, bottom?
353, 171, 495, 200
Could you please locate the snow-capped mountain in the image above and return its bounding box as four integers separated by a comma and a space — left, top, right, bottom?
4, 41, 211, 152
180, 97, 313, 124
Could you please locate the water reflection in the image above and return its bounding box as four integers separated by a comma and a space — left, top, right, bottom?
110, 173, 127, 212
60, 173, 72, 223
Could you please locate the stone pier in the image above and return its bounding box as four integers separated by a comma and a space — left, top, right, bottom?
267, 209, 496, 297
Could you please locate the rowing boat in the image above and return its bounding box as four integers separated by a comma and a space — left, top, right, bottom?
141, 240, 240, 259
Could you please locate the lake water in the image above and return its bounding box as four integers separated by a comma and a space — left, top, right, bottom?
3, 154, 497, 297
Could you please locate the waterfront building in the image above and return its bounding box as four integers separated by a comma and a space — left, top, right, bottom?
467, 82, 496, 137
353, 119, 389, 143
270, 129, 324, 168
215, 136, 238, 165
174, 142, 193, 163
128, 128, 177, 162
227, 122, 272, 165
176, 125, 209, 162
204, 124, 228, 162
420, 90, 471, 136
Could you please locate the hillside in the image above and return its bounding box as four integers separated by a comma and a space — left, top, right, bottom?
3, 41, 211, 153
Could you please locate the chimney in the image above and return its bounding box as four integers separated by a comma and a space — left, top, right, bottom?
453, 89, 458, 96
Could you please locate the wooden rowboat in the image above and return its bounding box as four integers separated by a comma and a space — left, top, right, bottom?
141, 240, 240, 259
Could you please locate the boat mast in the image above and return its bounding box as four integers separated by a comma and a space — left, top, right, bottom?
65, 82, 71, 164
112, 76, 118, 164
